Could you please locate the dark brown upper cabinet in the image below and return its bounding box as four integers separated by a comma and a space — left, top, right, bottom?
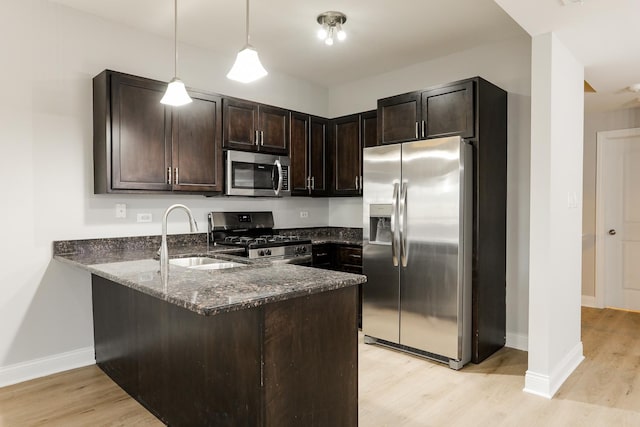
223, 98, 289, 155
331, 114, 362, 196
377, 92, 421, 145
290, 112, 310, 195
309, 117, 329, 196
171, 90, 223, 192
377, 80, 475, 145
93, 70, 223, 194
421, 81, 474, 139
290, 112, 328, 196
361, 110, 378, 148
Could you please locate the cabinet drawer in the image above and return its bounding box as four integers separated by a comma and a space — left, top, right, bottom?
336, 246, 362, 267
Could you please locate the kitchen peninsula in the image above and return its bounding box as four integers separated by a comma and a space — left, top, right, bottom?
54, 234, 365, 426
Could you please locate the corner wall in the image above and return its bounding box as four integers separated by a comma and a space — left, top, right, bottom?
525, 32, 584, 399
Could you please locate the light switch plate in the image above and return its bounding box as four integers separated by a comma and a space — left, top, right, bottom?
300, 211, 309, 218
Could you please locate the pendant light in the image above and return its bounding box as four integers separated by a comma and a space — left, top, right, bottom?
227, 0, 268, 83
161, 0, 192, 106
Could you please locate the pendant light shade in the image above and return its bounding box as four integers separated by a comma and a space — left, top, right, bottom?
226, 46, 268, 83
161, 78, 193, 106
161, 0, 192, 106
227, 0, 267, 83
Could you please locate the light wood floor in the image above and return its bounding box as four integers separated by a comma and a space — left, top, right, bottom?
1, 307, 638, 426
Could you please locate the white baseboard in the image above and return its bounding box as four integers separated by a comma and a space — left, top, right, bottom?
506, 332, 528, 351
581, 295, 597, 308
0, 347, 95, 388
523, 341, 584, 398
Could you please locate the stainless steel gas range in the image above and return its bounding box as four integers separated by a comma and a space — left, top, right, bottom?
207, 211, 312, 265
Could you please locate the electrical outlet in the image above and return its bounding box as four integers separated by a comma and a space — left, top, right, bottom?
115, 203, 127, 218
300, 211, 309, 218
137, 213, 153, 223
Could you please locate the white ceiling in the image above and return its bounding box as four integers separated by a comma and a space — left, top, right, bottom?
496, 0, 640, 112
51, 0, 640, 112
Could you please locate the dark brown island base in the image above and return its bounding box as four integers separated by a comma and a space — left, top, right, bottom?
53, 235, 365, 427
93, 275, 357, 426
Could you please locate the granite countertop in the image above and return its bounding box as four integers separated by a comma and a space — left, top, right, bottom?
54, 233, 366, 317
277, 227, 363, 246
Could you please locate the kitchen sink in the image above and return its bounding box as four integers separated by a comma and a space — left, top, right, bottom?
169, 256, 246, 270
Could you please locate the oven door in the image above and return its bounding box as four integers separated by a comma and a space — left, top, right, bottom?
226, 151, 290, 197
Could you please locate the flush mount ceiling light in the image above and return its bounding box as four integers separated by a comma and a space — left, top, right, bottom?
316, 11, 347, 46
227, 0, 268, 83
161, 0, 192, 106
561, 0, 585, 5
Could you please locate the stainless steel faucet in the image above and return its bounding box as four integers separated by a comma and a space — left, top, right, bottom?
160, 204, 198, 286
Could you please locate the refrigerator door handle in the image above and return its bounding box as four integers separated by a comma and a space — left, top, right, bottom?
391, 182, 400, 267
400, 181, 408, 267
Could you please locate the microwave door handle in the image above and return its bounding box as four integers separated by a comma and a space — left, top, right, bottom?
274, 159, 283, 196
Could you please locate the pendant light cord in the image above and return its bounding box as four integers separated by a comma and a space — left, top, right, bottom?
245, 0, 251, 46
174, 0, 178, 76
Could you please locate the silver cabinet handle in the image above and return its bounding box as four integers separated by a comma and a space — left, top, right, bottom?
255, 130, 259, 145
167, 167, 172, 185
609, 229, 617, 235
421, 120, 426, 138
391, 182, 399, 267
400, 181, 408, 267
174, 167, 178, 185
274, 159, 283, 196
349, 254, 362, 259
260, 130, 264, 146
311, 176, 315, 190
355, 176, 359, 191
316, 252, 328, 257
415, 122, 419, 139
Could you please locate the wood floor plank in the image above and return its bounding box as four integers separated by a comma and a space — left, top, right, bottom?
1, 307, 639, 426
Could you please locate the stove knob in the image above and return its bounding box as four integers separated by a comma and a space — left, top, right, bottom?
301, 246, 307, 253
265, 249, 272, 256
258, 250, 265, 256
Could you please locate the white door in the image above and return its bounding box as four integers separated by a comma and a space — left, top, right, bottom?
597, 128, 640, 310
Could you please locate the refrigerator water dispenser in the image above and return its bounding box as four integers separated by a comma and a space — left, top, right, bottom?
369, 204, 393, 244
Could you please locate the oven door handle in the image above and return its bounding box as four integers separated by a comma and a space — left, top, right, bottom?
273, 159, 283, 196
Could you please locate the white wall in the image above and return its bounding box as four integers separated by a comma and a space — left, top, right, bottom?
524, 33, 584, 399
581, 108, 640, 299
328, 35, 533, 350
0, 0, 332, 384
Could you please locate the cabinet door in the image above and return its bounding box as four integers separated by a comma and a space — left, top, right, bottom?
290, 112, 310, 196
309, 117, 329, 196
312, 243, 333, 269
259, 105, 289, 154
332, 114, 361, 196
110, 73, 171, 191
377, 92, 421, 145
421, 81, 474, 139
223, 98, 259, 151
361, 110, 378, 148
171, 91, 223, 193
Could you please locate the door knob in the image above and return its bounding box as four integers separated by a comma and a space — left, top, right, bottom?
608, 229, 617, 235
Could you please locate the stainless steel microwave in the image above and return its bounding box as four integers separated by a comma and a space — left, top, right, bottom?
225, 150, 291, 197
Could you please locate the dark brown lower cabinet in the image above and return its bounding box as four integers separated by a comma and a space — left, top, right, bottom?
92, 275, 357, 427
312, 244, 363, 329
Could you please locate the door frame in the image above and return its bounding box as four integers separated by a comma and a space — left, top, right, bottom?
595, 127, 640, 308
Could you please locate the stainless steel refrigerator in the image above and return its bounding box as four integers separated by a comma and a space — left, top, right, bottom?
362, 136, 472, 369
